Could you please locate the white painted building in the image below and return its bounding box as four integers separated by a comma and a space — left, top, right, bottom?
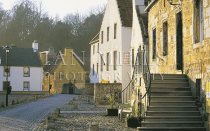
90, 0, 133, 103
89, 33, 100, 83
90, 0, 133, 85
130, 0, 147, 105
0, 46, 43, 91
90, 0, 147, 103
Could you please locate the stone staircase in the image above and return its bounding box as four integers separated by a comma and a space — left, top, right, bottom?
138, 74, 206, 131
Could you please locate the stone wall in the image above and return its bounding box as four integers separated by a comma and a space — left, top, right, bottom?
147, 0, 210, 129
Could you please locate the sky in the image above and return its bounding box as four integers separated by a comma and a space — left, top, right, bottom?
0, 0, 107, 19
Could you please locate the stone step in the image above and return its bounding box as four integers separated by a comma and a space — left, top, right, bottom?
148, 106, 198, 111
150, 101, 196, 106
151, 87, 190, 91
141, 121, 204, 127
146, 111, 200, 116
151, 82, 189, 87
151, 74, 187, 79
150, 96, 194, 101
143, 116, 203, 122
151, 78, 188, 81
151, 91, 192, 96
137, 127, 206, 131
152, 79, 188, 83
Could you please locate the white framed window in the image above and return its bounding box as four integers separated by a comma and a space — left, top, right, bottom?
114, 23, 117, 39
107, 27, 110, 41
100, 54, 104, 72
101, 31, 103, 44
113, 51, 117, 70
106, 52, 110, 71
93, 45, 95, 55
23, 81, 30, 91
23, 67, 30, 77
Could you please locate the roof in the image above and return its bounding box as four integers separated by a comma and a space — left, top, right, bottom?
0, 47, 42, 67
136, 6, 148, 43
89, 33, 99, 45
43, 48, 85, 73
116, 0, 133, 27
144, 0, 157, 12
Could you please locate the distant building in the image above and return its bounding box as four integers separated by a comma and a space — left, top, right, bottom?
0, 46, 43, 91
40, 48, 87, 94
89, 33, 99, 83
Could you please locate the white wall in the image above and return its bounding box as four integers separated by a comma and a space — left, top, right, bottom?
98, 0, 123, 83
121, 27, 132, 89
0, 66, 43, 91
90, 42, 100, 83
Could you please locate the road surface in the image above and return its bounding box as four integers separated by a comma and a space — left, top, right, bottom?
0, 94, 75, 131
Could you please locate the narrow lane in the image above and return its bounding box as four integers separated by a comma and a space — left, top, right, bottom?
0, 94, 76, 131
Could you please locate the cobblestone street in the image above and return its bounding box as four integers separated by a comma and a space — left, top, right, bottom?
35, 96, 136, 131
0, 94, 76, 131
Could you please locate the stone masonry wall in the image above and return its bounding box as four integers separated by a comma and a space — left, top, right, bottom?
148, 0, 210, 129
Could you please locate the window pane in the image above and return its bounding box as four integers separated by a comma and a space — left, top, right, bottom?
23, 81, 30, 91
107, 27, 109, 41
163, 21, 168, 56
106, 53, 109, 71
152, 28, 156, 59
23, 67, 30, 77
114, 23, 117, 39
113, 51, 117, 70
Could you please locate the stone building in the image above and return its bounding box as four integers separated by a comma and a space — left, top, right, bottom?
142, 0, 210, 130
40, 48, 87, 94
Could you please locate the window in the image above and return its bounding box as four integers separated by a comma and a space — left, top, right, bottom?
101, 54, 104, 72
163, 21, 168, 56
3, 81, 10, 91
93, 45, 95, 55
114, 23, 117, 39
106, 53, 110, 71
97, 43, 99, 53
194, 0, 204, 43
132, 49, 135, 66
23, 81, 30, 91
92, 64, 95, 75
152, 28, 157, 59
113, 51, 117, 70
4, 66, 10, 77
97, 63, 99, 74
59, 72, 64, 80
23, 67, 30, 77
107, 27, 109, 41
101, 31, 103, 44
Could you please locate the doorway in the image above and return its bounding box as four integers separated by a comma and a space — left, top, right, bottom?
176, 12, 183, 71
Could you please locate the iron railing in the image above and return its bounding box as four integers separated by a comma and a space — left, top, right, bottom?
121, 52, 139, 104
139, 46, 152, 126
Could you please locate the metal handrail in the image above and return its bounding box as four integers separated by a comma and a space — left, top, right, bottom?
121, 51, 139, 103
139, 47, 152, 126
